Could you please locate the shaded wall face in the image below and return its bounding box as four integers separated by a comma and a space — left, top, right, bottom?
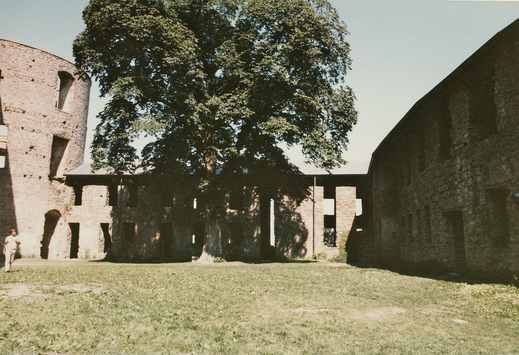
275, 195, 312, 259
64, 177, 362, 262
68, 182, 265, 262
371, 28, 519, 275
0, 94, 17, 239
275, 184, 358, 260
336, 186, 357, 242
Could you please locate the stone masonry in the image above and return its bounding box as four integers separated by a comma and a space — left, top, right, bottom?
0, 39, 91, 259
367, 18, 519, 278
64, 168, 362, 261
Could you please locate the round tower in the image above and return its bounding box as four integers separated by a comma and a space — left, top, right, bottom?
0, 38, 91, 259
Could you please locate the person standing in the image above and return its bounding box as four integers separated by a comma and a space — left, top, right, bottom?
3, 229, 20, 272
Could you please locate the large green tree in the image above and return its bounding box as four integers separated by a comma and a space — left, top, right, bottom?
74, 0, 357, 261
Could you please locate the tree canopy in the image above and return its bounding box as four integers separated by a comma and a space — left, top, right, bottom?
74, 0, 357, 260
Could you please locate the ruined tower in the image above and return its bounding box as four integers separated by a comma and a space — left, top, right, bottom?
0, 39, 91, 259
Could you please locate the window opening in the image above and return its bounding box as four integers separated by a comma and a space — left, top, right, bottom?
49, 136, 69, 178
487, 189, 510, 247
127, 185, 138, 207
270, 198, 275, 247
69, 223, 80, 259
122, 222, 136, 242
192, 223, 204, 244
469, 65, 497, 141
356, 199, 363, 216
0, 125, 6, 168
443, 211, 465, 271
159, 223, 174, 258
323, 184, 336, 246
57, 71, 74, 111
108, 185, 118, 206
192, 223, 204, 256
73, 185, 83, 206
41, 210, 61, 259
324, 215, 336, 246
323, 184, 335, 199
101, 223, 112, 252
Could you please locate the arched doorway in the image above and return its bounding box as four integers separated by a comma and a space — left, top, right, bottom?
41, 210, 61, 259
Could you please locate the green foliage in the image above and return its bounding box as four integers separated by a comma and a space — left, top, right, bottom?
329, 231, 348, 263
74, 0, 357, 180
329, 251, 347, 263
311, 252, 328, 260
323, 227, 336, 246
74, 0, 357, 258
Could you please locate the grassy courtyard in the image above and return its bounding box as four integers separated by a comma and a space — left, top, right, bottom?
0, 259, 518, 354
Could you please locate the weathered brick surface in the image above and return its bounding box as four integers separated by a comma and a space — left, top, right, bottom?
64, 172, 359, 261
65, 181, 265, 261
0, 39, 91, 258
368, 19, 519, 276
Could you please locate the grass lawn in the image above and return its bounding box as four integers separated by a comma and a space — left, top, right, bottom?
0, 259, 518, 354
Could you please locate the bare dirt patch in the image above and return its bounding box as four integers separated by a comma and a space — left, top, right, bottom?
294, 307, 332, 313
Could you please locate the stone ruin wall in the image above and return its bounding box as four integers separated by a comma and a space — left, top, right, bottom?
370, 20, 519, 276
68, 182, 264, 261
67, 178, 358, 261
276, 184, 357, 260
0, 39, 91, 259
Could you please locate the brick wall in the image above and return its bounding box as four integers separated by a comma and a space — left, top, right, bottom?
0, 39, 90, 258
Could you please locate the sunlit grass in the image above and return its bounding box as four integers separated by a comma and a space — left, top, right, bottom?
0, 259, 518, 354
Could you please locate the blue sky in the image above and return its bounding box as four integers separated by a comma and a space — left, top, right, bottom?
1, 0, 519, 171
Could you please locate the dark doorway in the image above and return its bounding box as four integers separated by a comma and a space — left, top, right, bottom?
487, 188, 510, 247
159, 223, 174, 258
41, 210, 61, 259
69, 223, 79, 259
444, 211, 465, 272
101, 223, 112, 253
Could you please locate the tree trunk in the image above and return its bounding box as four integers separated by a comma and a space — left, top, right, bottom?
197, 132, 223, 263
197, 204, 223, 263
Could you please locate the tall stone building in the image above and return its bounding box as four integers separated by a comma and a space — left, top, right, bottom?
0, 39, 91, 259
366, 18, 519, 278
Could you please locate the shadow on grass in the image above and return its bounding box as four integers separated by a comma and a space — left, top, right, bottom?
350, 260, 519, 287
89, 256, 318, 265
